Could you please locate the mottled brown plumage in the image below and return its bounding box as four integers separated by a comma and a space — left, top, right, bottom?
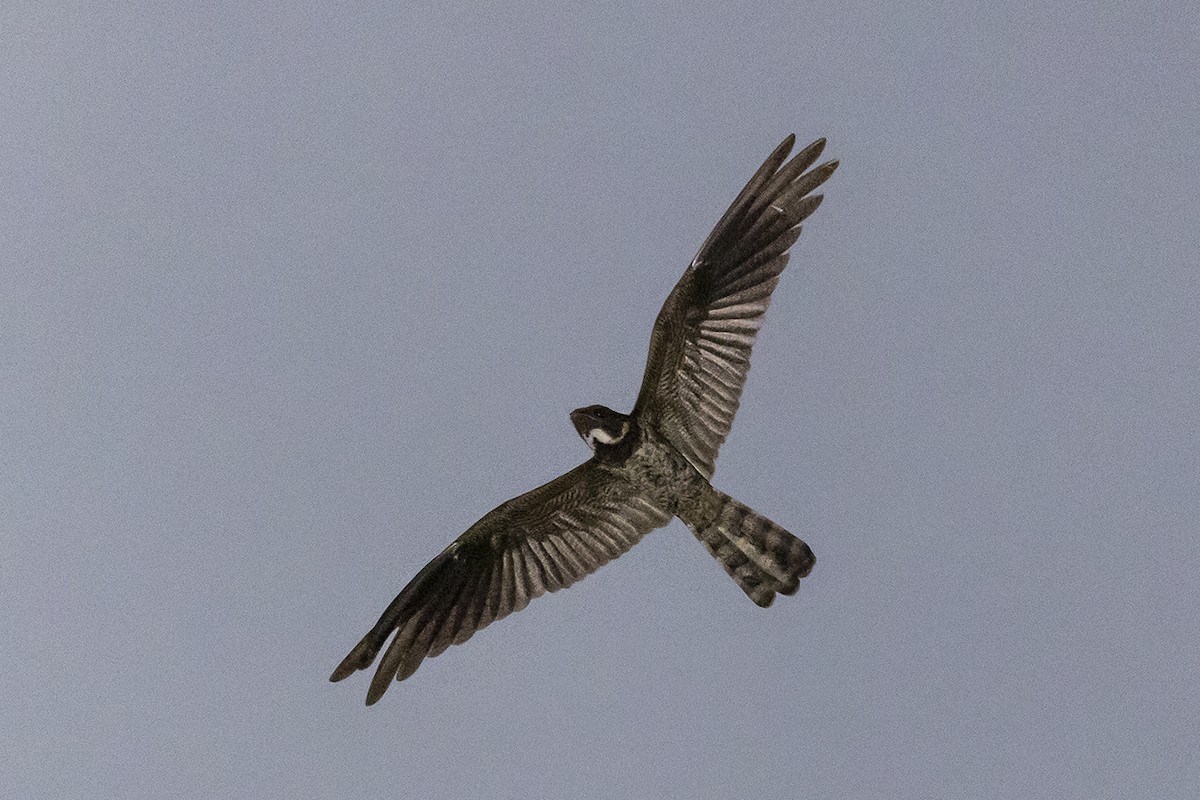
634, 136, 837, 479
332, 135, 837, 704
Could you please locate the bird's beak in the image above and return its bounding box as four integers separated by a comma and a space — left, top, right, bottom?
570, 408, 599, 446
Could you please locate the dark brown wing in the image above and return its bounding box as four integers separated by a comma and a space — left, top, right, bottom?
633, 136, 838, 478
330, 460, 671, 704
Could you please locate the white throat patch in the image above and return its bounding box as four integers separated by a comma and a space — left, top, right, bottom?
588, 421, 629, 449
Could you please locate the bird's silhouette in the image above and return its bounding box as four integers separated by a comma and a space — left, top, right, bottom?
331, 135, 838, 704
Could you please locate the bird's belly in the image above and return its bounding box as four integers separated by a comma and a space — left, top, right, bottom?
618, 428, 705, 516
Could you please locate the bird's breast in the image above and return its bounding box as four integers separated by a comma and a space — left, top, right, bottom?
610, 426, 704, 516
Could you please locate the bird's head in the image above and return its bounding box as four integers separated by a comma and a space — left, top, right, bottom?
570, 405, 633, 451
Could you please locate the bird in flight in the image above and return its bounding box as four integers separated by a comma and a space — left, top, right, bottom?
331, 134, 838, 704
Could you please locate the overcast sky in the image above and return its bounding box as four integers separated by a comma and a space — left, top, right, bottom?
4, 2, 1198, 798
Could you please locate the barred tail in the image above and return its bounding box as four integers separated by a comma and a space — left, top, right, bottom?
679, 490, 815, 607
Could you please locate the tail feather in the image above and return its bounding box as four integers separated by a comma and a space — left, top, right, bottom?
680, 490, 814, 607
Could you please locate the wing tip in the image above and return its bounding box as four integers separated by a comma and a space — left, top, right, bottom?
329, 636, 380, 683
813, 159, 840, 186
798, 136, 827, 161
366, 664, 396, 705
763, 134, 797, 176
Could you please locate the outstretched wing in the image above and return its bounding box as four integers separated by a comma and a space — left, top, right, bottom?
633, 136, 838, 478
330, 460, 671, 704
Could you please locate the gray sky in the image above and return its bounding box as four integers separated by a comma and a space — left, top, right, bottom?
4, 2, 1198, 797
